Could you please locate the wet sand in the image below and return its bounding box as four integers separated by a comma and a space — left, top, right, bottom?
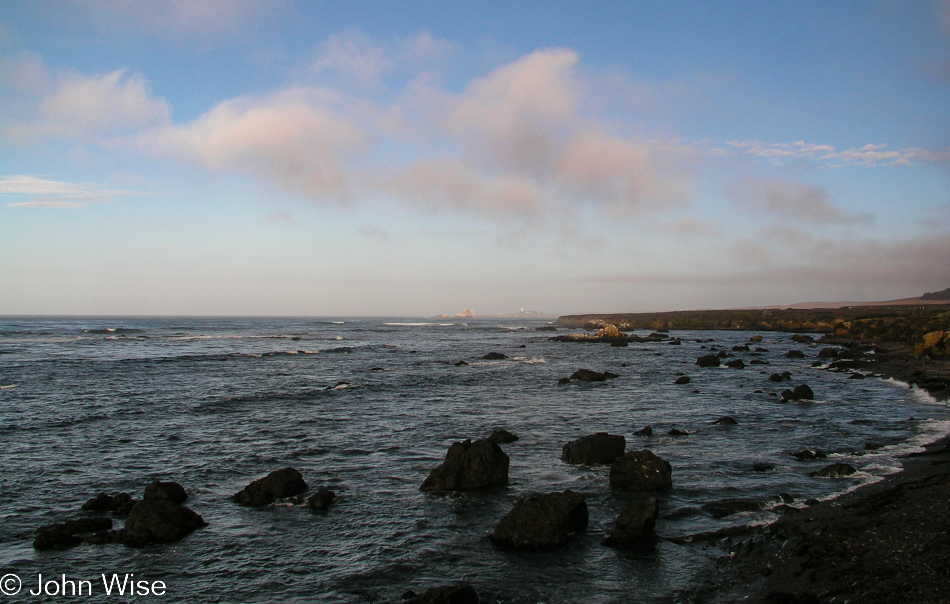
689, 344, 950, 604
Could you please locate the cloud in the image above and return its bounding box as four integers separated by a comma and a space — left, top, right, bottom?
1, 174, 138, 208
726, 139, 950, 167
309, 31, 457, 89
62, 0, 277, 38
380, 158, 543, 218
144, 89, 368, 202
2, 64, 170, 143
728, 178, 874, 225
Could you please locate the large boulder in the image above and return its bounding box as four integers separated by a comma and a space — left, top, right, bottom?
610, 450, 673, 491
420, 439, 509, 491
34, 517, 113, 550
119, 499, 207, 547
233, 467, 308, 506
603, 497, 659, 547
561, 433, 626, 465
489, 490, 588, 549
696, 354, 721, 368
307, 487, 337, 510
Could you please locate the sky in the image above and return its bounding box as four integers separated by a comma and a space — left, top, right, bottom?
1, 0, 949, 317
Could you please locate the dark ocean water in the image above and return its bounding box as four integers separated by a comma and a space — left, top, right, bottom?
0, 317, 947, 603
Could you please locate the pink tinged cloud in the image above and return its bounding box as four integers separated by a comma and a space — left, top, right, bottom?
381, 158, 543, 218
148, 92, 368, 201
447, 48, 579, 172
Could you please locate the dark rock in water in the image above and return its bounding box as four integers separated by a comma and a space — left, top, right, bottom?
488, 429, 519, 444
818, 347, 839, 358
696, 354, 721, 367
325, 346, 353, 354
778, 493, 794, 503
726, 359, 745, 369
668, 428, 690, 436
791, 334, 815, 343
702, 498, 766, 519
675, 376, 691, 384
750, 335, 764, 342
119, 499, 207, 547
234, 467, 308, 506
535, 325, 558, 331
557, 377, 571, 385
792, 449, 827, 461
811, 463, 857, 478
714, 416, 738, 425
750, 359, 768, 365
489, 490, 588, 549
307, 488, 336, 510
34, 517, 114, 550
404, 583, 479, 603
454, 360, 468, 366
753, 462, 775, 472
610, 339, 629, 347
420, 439, 509, 491
568, 368, 617, 382
603, 497, 659, 547
732, 345, 750, 352
144, 481, 187, 505
848, 372, 866, 379
82, 492, 136, 516
786, 350, 806, 359
610, 450, 672, 491
769, 371, 792, 382
481, 352, 508, 360
781, 384, 815, 402
561, 433, 626, 465
86, 530, 119, 545
634, 426, 653, 437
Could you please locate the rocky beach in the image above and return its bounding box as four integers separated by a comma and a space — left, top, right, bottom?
560, 304, 950, 603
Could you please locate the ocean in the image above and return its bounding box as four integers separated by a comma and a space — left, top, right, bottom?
1, 316, 947, 603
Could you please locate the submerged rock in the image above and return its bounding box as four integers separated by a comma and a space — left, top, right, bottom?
404, 583, 479, 604
792, 449, 827, 461
488, 429, 519, 444
81, 492, 136, 516
725, 359, 745, 369
781, 384, 815, 402
633, 426, 653, 437
420, 438, 509, 491
568, 368, 618, 382
561, 433, 626, 465
769, 371, 792, 382
233, 467, 308, 506
786, 350, 807, 359
603, 497, 659, 547
702, 498, 766, 519
307, 487, 337, 510
34, 517, 114, 550
489, 490, 588, 549
481, 352, 508, 360
610, 450, 673, 491
675, 375, 691, 384
811, 463, 857, 478
714, 416, 738, 425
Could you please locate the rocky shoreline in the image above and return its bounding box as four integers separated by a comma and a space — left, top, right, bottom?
683, 340, 950, 603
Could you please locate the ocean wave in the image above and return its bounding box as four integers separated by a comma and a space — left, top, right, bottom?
83, 327, 144, 335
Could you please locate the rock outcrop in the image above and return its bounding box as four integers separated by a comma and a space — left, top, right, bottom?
489, 490, 588, 549
811, 463, 857, 478
119, 498, 207, 547
561, 433, 626, 465
781, 384, 815, 402
34, 517, 113, 550
420, 439, 509, 491
603, 497, 659, 547
609, 450, 673, 491
488, 429, 519, 444
233, 467, 308, 506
